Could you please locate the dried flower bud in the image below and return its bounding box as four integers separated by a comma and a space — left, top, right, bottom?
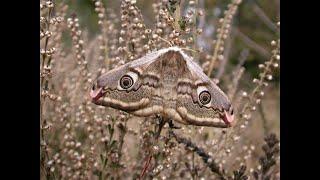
145, 29, 152, 34
266, 75, 273, 80
46, 1, 54, 8
198, 10, 204, 16
218, 55, 224, 61
233, 136, 240, 141
196, 28, 203, 34
242, 91, 248, 97
256, 99, 261, 104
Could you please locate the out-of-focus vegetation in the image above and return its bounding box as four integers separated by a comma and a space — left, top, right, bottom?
60, 0, 279, 81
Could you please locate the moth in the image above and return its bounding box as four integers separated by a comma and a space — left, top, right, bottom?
90, 47, 234, 128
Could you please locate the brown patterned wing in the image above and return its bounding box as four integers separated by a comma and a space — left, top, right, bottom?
175, 51, 235, 128
90, 49, 166, 116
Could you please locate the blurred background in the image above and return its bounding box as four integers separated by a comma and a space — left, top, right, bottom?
61, 0, 279, 79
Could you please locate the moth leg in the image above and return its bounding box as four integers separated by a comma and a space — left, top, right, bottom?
155, 115, 181, 129
168, 120, 181, 129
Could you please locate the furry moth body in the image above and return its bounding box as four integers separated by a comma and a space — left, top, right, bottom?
90, 47, 234, 128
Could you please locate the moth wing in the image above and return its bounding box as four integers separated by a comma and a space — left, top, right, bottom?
96, 48, 168, 89
187, 57, 231, 108
176, 53, 234, 127
91, 48, 168, 115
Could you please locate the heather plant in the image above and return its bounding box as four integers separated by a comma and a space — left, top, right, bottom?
40, 0, 280, 179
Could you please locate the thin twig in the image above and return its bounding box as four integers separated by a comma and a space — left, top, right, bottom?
140, 117, 166, 179
216, 32, 234, 80
252, 3, 278, 33
258, 103, 269, 135
233, 28, 270, 58
170, 130, 227, 179
227, 49, 249, 100
207, 0, 242, 76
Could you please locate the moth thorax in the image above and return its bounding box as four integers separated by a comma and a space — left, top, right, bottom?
162, 76, 178, 108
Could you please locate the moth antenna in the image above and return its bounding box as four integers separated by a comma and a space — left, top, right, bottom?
158, 36, 173, 47
180, 47, 200, 54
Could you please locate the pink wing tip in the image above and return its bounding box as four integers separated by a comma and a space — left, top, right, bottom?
222, 110, 235, 127
90, 87, 103, 102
